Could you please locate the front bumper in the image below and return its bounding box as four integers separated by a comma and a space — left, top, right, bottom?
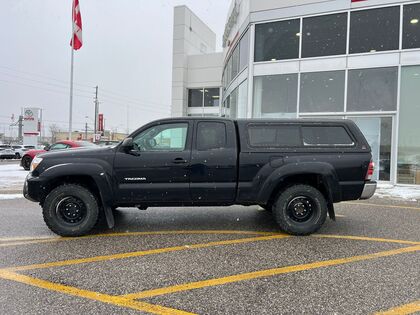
359, 181, 377, 200
23, 173, 46, 202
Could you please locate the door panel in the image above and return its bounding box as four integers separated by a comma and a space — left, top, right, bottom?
114, 122, 192, 203
190, 121, 238, 202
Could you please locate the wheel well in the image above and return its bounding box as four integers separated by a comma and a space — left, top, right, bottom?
41, 175, 102, 206
266, 173, 330, 207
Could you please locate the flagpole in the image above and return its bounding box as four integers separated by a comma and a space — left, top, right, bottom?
68, 0, 75, 140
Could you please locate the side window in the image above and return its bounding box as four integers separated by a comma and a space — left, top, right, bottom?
133, 123, 188, 152
302, 126, 354, 146
248, 125, 301, 147
50, 143, 69, 150
196, 122, 227, 150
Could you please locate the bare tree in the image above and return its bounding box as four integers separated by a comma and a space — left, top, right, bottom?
49, 124, 60, 143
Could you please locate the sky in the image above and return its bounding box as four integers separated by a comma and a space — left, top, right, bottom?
0, 0, 230, 137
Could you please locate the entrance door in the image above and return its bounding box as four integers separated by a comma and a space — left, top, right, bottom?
348, 116, 393, 182
114, 121, 192, 203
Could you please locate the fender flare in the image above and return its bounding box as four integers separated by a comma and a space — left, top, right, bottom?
257, 162, 340, 219
40, 163, 115, 228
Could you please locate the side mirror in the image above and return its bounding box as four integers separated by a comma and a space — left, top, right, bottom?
121, 137, 133, 149
44, 145, 50, 151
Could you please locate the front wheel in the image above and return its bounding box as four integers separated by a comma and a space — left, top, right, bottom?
273, 184, 327, 236
42, 184, 100, 236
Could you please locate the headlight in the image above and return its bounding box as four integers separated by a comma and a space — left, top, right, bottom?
30, 157, 43, 172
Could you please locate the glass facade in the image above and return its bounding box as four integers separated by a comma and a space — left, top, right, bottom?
218, 0, 420, 184
398, 66, 420, 184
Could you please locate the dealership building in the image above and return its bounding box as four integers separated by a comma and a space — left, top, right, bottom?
171, 0, 420, 185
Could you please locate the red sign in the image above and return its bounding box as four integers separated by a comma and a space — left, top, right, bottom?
98, 113, 104, 132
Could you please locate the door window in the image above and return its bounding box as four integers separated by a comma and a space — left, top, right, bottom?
196, 122, 227, 150
133, 123, 188, 152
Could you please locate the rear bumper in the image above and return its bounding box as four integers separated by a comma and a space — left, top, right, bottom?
359, 181, 377, 200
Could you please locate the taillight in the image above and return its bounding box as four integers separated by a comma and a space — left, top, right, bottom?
366, 160, 374, 180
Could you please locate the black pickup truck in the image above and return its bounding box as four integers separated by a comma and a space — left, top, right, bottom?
24, 118, 376, 236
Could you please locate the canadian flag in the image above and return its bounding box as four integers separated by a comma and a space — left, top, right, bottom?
70, 0, 83, 50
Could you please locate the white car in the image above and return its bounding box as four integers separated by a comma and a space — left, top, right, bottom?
0, 145, 16, 159
11, 145, 36, 159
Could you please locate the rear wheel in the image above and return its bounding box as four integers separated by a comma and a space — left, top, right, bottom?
22, 156, 31, 170
42, 184, 99, 236
273, 184, 327, 236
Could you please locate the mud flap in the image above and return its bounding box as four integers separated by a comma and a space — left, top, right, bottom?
103, 205, 115, 228
327, 202, 335, 221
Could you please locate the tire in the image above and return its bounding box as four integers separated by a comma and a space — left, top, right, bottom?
15, 153, 21, 159
273, 184, 327, 236
22, 156, 31, 170
42, 184, 100, 236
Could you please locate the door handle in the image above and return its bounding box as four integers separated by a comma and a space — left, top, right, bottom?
173, 157, 188, 164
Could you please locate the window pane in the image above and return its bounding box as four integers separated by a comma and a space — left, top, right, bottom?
226, 56, 232, 85
302, 13, 347, 58
134, 123, 188, 151
253, 74, 298, 118
204, 88, 220, 107
300, 71, 345, 113
350, 6, 400, 54
50, 143, 68, 150
231, 45, 240, 79
347, 67, 398, 112
239, 30, 250, 71
350, 117, 392, 181
255, 19, 300, 62
237, 80, 248, 118
403, 3, 420, 49
226, 88, 238, 118
248, 125, 301, 147
197, 122, 227, 150
302, 126, 353, 146
188, 89, 203, 107
398, 66, 420, 184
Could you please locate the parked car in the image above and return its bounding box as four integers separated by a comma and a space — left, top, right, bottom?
0, 145, 15, 159
24, 118, 376, 237
12, 145, 36, 159
20, 140, 97, 170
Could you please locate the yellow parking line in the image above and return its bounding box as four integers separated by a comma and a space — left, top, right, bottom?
0, 230, 276, 247
121, 245, 420, 300
343, 202, 420, 211
6, 234, 289, 272
314, 234, 420, 245
374, 300, 420, 314
0, 270, 194, 315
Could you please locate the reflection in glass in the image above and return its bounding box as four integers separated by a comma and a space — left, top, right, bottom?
347, 67, 398, 112
255, 19, 300, 62
300, 71, 345, 113
239, 30, 250, 71
403, 3, 420, 49
350, 117, 392, 181
204, 88, 220, 107
302, 13, 347, 58
398, 66, 420, 184
350, 6, 400, 54
253, 74, 298, 118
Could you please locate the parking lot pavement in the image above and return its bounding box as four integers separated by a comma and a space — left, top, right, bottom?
0, 197, 419, 314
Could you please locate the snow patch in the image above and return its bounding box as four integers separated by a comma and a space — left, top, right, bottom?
375, 184, 420, 201
0, 194, 23, 200
0, 163, 28, 190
